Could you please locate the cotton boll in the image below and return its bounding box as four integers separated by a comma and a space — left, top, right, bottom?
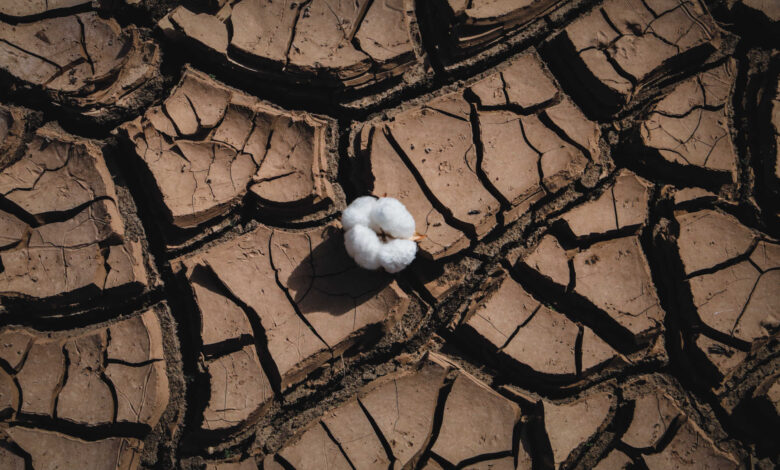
377, 238, 417, 273
342, 195, 418, 273
342, 196, 377, 232
369, 197, 416, 239
344, 225, 382, 270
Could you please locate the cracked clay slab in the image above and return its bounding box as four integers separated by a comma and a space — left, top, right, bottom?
541, 0, 722, 119
120, 67, 336, 235
643, 419, 739, 469
640, 61, 739, 182
0, 125, 149, 307
0, 12, 161, 123
1, 309, 168, 428
558, 170, 652, 239
158, 0, 423, 95
675, 207, 779, 347
6, 428, 145, 470
542, 390, 615, 468
424, 0, 566, 59
0, 308, 170, 470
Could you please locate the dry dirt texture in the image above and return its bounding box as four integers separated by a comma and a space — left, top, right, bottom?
0, 0, 778, 469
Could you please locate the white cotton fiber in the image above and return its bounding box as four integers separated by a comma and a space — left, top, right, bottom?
341, 196, 377, 232
344, 225, 382, 270
377, 239, 418, 273
342, 196, 418, 273
369, 197, 416, 239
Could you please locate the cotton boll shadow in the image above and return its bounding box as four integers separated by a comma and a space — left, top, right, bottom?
284, 225, 393, 318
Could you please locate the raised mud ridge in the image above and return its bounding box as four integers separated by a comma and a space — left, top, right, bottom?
0, 0, 778, 469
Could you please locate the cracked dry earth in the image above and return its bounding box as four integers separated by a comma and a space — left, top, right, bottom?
0, 0, 779, 469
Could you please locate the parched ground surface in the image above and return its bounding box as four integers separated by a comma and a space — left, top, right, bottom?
0, 0, 778, 469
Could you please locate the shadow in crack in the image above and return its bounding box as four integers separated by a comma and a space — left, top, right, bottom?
281, 225, 393, 318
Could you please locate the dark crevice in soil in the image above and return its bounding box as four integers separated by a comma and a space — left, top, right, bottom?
732, 43, 780, 235
336, 117, 359, 202
508, 264, 657, 355
9, 415, 151, 440
0, 439, 34, 470
414, 371, 457, 470
266, 233, 331, 352
200, 336, 256, 361
612, 139, 734, 195
0, 288, 165, 331
320, 421, 358, 470
412, 0, 447, 77
198, 263, 284, 396
0, 3, 93, 25
356, 397, 396, 468
465, 93, 512, 216
382, 126, 480, 239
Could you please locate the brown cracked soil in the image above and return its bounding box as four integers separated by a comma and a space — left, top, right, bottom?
0, 0, 778, 469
